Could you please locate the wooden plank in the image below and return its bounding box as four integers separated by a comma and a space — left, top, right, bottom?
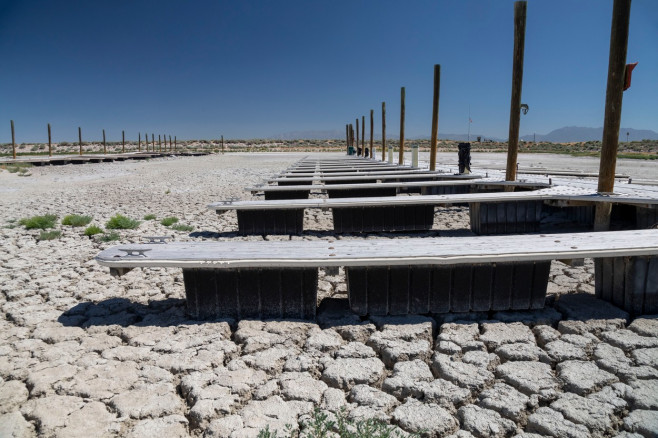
270, 173, 481, 184
97, 229, 658, 269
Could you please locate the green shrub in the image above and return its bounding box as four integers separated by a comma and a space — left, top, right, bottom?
106, 214, 140, 230
62, 214, 93, 227
100, 231, 120, 242
257, 408, 414, 438
143, 214, 157, 220
84, 225, 103, 236
38, 230, 61, 241
171, 224, 193, 232
19, 214, 58, 230
160, 216, 179, 226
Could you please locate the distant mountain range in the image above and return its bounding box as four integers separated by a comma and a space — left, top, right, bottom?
520, 126, 658, 143
274, 126, 658, 142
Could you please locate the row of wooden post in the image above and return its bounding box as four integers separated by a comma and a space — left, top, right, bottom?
345, 0, 629, 232
6, 122, 185, 157
346, 67, 441, 170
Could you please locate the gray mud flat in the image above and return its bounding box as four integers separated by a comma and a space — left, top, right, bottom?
1, 152, 657, 437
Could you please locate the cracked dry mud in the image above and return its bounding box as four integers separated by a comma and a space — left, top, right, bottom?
1, 152, 657, 437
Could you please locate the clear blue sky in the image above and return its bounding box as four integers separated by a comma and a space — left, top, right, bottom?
1, 0, 657, 142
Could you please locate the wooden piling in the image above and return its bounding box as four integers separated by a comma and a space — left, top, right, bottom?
399, 87, 405, 165
169, 135, 172, 152
361, 115, 365, 157
11, 120, 16, 159
47, 123, 52, 157
152, 134, 155, 151
158, 135, 162, 152
594, 0, 632, 231
78, 127, 82, 156
381, 102, 386, 161
138, 133, 141, 152
356, 118, 360, 156
122, 130, 125, 153
221, 135, 224, 153
103, 129, 106, 154
505, 1, 527, 181
370, 109, 374, 160
345, 124, 349, 153
430, 65, 441, 171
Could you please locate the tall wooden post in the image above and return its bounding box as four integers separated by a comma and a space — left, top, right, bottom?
10, 120, 16, 159
381, 102, 386, 161
102, 129, 106, 154
345, 124, 349, 153
78, 127, 83, 155
175, 136, 177, 152
169, 135, 172, 152
158, 135, 161, 152
370, 109, 374, 160
152, 134, 155, 151
138, 133, 141, 152
505, 1, 527, 181
221, 135, 224, 153
399, 86, 406, 165
122, 130, 125, 153
594, 0, 632, 231
430, 65, 441, 171
361, 115, 365, 157
356, 118, 360, 156
47, 123, 52, 157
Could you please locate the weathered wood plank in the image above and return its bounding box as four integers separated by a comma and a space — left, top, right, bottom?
97, 230, 658, 269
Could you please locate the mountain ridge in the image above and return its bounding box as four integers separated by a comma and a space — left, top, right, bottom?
274, 126, 658, 142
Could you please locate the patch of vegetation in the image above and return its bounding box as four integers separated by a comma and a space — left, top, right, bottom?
106, 214, 140, 230
38, 230, 61, 241
165, 189, 171, 195
257, 408, 417, 438
84, 225, 103, 237
160, 216, 179, 226
171, 223, 193, 232
19, 214, 58, 230
62, 214, 93, 227
3, 163, 32, 175
100, 231, 120, 242
143, 214, 157, 220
